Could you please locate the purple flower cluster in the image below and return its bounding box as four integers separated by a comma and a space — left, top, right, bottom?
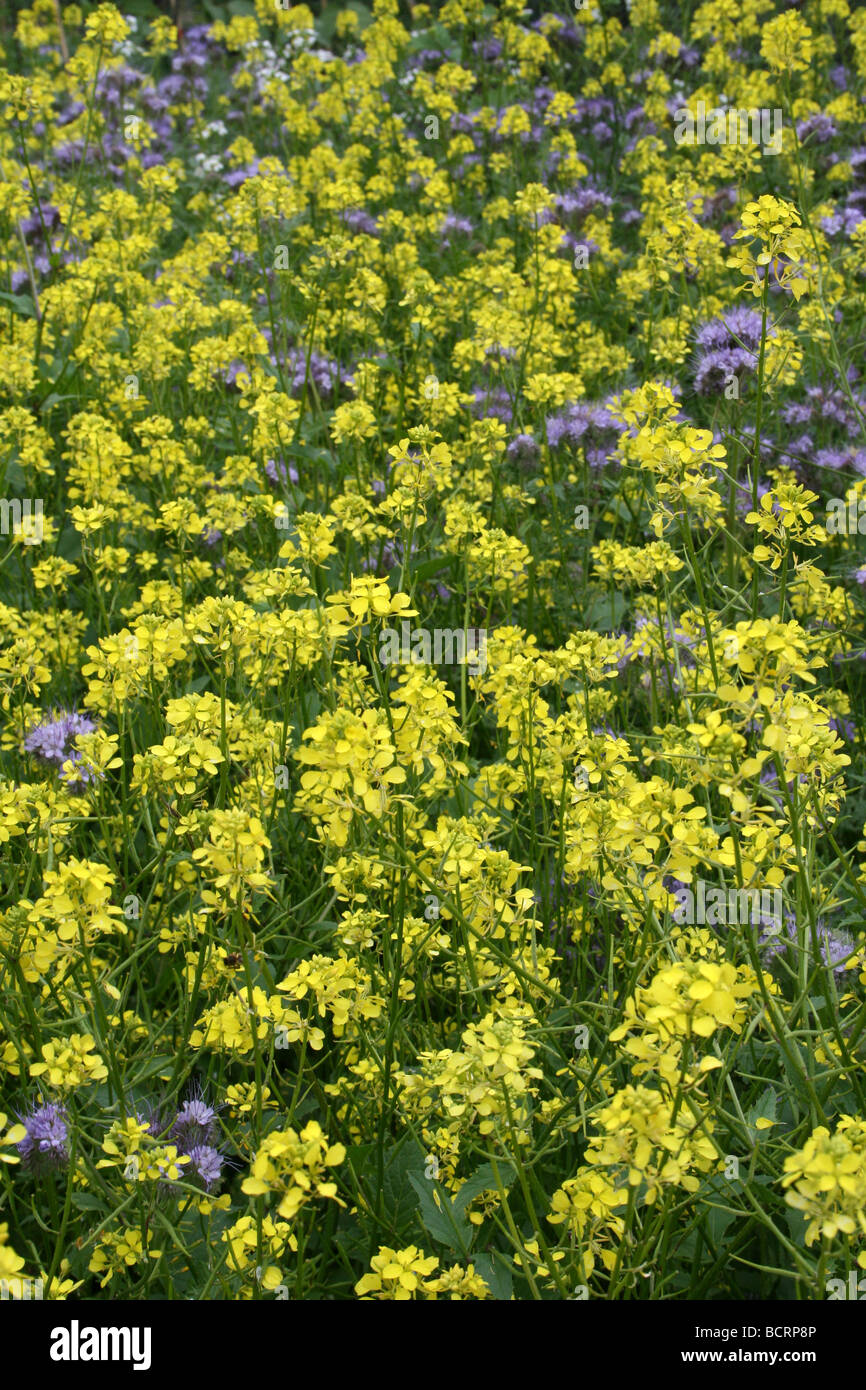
265, 458, 300, 489
169, 1095, 225, 1190
436, 83, 653, 185
340, 207, 380, 237
24, 710, 97, 786
9, 204, 70, 294
439, 213, 474, 249
820, 149, 866, 239
281, 346, 352, 401
545, 400, 621, 467
16, 1102, 69, 1175
125, 1089, 226, 1190
470, 385, 514, 424
555, 187, 613, 228
693, 307, 765, 396
760, 913, 857, 979
730, 378, 866, 476
507, 433, 541, 470
796, 113, 837, 145
820, 206, 866, 239
43, 25, 235, 194
782, 382, 865, 437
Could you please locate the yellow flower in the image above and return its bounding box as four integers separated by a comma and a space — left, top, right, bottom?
88, 1228, 162, 1289
192, 810, 273, 910
584, 1084, 716, 1203
760, 11, 813, 72
241, 1120, 346, 1219
355, 1245, 439, 1299
782, 1118, 866, 1245
325, 576, 417, 629
0, 1224, 26, 1281
330, 400, 377, 444
84, 2, 130, 45
293, 706, 407, 846
0, 1112, 26, 1163
29, 1034, 108, 1090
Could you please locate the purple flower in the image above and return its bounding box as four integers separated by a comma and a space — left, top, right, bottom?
171, 1097, 218, 1150
278, 346, 351, 401
555, 187, 612, 227
783, 382, 866, 437
138, 1104, 168, 1139
17, 1102, 69, 1174
216, 360, 250, 387
265, 458, 300, 488
796, 113, 837, 144
439, 213, 474, 248
781, 401, 813, 427
694, 347, 755, 396
545, 400, 620, 467
185, 1144, 224, 1189
760, 913, 857, 978
25, 710, 97, 785
542, 18, 582, 50
224, 162, 260, 189
484, 343, 517, 363
341, 208, 379, 237
695, 307, 764, 354
472, 37, 503, 62
814, 446, 850, 472
507, 433, 541, 469
408, 48, 447, 71
361, 541, 400, 572
470, 385, 513, 424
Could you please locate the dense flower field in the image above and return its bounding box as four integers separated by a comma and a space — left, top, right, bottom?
2, 0, 866, 1305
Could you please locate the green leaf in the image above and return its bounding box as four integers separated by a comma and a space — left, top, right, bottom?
409, 1173, 472, 1254
453, 1161, 515, 1219
472, 1251, 513, 1301
0, 290, 37, 318
745, 1085, 777, 1143
72, 1192, 107, 1211
785, 1207, 809, 1250
184, 674, 212, 694
347, 1139, 425, 1230
583, 590, 627, 632
38, 393, 83, 413
413, 557, 452, 583
704, 1201, 739, 1244
3, 461, 25, 490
